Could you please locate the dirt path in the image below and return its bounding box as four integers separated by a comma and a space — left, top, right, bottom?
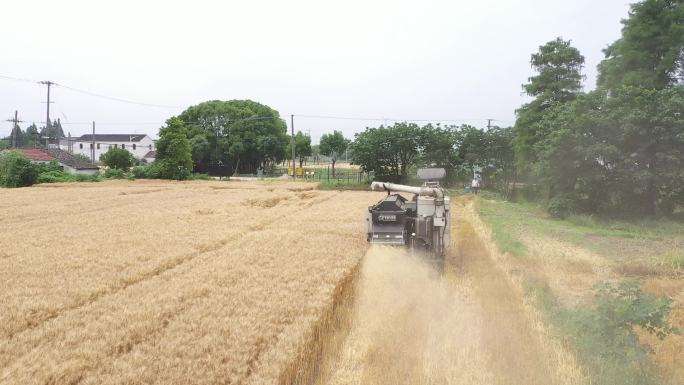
316, 197, 576, 385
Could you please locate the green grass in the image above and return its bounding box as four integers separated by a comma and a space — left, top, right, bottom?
658, 253, 684, 269
478, 194, 682, 385
478, 199, 528, 257
477, 196, 684, 263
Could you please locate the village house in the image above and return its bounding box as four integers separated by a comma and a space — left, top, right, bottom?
60, 134, 155, 161
10, 148, 99, 175
142, 150, 156, 163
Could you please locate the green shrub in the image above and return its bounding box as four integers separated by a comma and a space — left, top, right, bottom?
559, 280, 678, 385
159, 159, 191, 181
37, 170, 74, 183
0, 151, 39, 187
100, 148, 136, 170
547, 194, 576, 219
188, 173, 212, 180
36, 160, 64, 174
131, 163, 162, 179
74, 173, 99, 182
103, 168, 130, 179
37, 170, 99, 184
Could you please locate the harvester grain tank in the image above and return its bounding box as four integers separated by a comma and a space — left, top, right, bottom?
366, 168, 451, 259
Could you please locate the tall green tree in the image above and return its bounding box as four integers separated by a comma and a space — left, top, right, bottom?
189, 135, 210, 165
598, 0, 684, 90
456, 125, 516, 196
176, 100, 288, 173
10, 124, 25, 147
156, 117, 193, 180
351, 123, 424, 182
319, 130, 350, 177
418, 124, 457, 170
40, 119, 65, 144
311, 144, 321, 164
1, 124, 26, 149
514, 38, 585, 169
294, 131, 312, 168
485, 126, 517, 197
25, 124, 40, 147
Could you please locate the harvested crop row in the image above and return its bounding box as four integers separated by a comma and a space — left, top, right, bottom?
0, 180, 379, 384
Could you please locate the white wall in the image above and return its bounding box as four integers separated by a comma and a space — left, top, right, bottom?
63, 136, 155, 161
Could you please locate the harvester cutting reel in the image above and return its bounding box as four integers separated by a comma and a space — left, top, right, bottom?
366, 168, 451, 260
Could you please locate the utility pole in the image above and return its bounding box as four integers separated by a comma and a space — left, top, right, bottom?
5, 110, 23, 148
91, 121, 96, 163
290, 114, 296, 178
39, 81, 55, 146
487, 118, 493, 130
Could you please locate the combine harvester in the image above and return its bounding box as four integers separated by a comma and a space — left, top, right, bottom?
366, 168, 451, 265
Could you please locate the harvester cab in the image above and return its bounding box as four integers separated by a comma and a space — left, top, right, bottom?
366, 168, 451, 259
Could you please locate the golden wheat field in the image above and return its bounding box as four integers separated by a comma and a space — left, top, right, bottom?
0, 180, 382, 385
1, 181, 589, 385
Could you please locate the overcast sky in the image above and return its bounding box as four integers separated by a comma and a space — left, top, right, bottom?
1, 0, 631, 143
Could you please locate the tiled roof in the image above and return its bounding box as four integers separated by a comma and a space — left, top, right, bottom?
144, 151, 156, 158
14, 148, 54, 162
46, 149, 99, 170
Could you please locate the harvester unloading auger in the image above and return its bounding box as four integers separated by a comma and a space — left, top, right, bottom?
366, 168, 451, 260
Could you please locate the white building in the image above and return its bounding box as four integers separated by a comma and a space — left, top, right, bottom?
61, 134, 156, 161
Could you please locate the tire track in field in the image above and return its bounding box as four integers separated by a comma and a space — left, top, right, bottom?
316, 198, 564, 385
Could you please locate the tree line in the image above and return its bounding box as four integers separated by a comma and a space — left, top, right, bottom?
350, 122, 515, 192
150, 100, 356, 179
0, 119, 66, 149
513, 0, 684, 217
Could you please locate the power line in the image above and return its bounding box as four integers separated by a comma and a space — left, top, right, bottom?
56, 83, 183, 109
293, 114, 501, 124
0, 74, 39, 84
1, 115, 287, 129
0, 74, 183, 109
0, 74, 513, 127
